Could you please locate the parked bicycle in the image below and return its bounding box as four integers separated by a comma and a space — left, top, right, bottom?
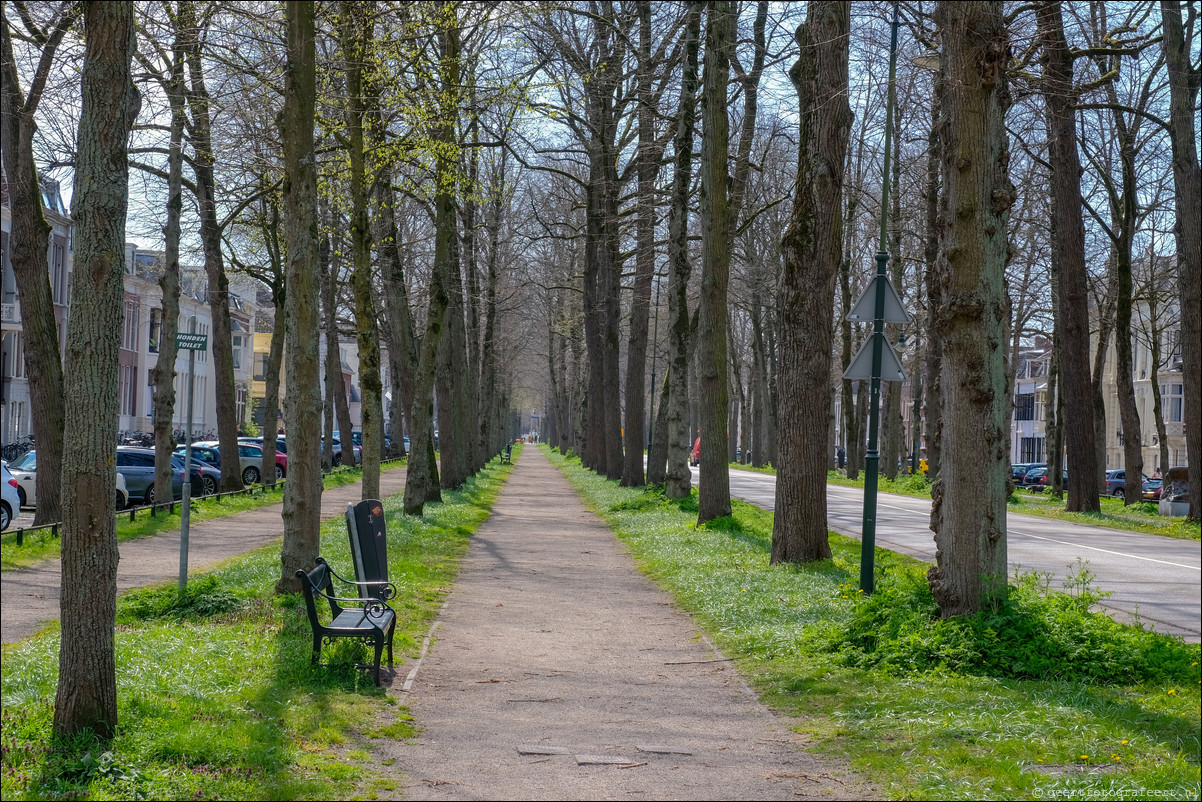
1, 435, 35, 463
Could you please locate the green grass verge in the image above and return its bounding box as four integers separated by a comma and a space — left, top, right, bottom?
544, 445, 1201, 800
729, 461, 777, 475
0, 453, 514, 801
0, 463, 398, 572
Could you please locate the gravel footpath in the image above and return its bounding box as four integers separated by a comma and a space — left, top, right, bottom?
376, 446, 873, 800
1, 469, 407, 644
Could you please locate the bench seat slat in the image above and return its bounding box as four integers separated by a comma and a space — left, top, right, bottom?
329, 608, 394, 632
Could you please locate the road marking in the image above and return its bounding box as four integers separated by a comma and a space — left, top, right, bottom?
1007, 530, 1200, 571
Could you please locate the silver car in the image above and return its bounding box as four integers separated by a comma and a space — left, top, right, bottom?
7, 450, 129, 511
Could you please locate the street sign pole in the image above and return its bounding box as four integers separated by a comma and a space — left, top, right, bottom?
177, 317, 201, 596
859, 1, 900, 595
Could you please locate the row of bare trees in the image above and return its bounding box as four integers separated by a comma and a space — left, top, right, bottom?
1, 0, 1198, 738
519, 0, 1198, 605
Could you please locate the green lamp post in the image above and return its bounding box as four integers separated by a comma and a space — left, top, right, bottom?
842, 0, 910, 595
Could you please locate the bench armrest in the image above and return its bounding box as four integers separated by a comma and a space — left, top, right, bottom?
311, 585, 396, 619
322, 559, 397, 601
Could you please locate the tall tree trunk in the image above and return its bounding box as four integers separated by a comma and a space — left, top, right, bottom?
319, 209, 335, 473
54, 0, 137, 738
1037, 0, 1099, 512
772, 0, 849, 564
922, 78, 943, 480
183, 3, 241, 491
479, 164, 504, 460
341, 1, 381, 497
664, 4, 701, 499
1113, 135, 1142, 503
1160, 0, 1201, 520
750, 298, 767, 468
647, 369, 670, 482
1047, 209, 1065, 496
582, 172, 606, 473
0, 2, 79, 526
621, 0, 658, 487
840, 301, 859, 479
556, 300, 574, 455
152, 27, 186, 508
601, 169, 624, 482
277, 0, 322, 594
262, 280, 285, 486
1147, 284, 1170, 474
404, 6, 458, 515
436, 207, 471, 489
1089, 262, 1116, 496
696, 0, 734, 523
462, 96, 483, 472
328, 219, 357, 468
927, 0, 1014, 617
375, 173, 417, 459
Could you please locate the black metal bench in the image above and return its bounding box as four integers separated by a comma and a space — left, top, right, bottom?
295, 557, 396, 686
501, 444, 512, 464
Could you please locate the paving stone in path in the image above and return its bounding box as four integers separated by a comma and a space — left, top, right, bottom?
380, 447, 870, 801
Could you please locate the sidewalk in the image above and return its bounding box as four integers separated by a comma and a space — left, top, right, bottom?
374, 446, 871, 800
1, 469, 407, 644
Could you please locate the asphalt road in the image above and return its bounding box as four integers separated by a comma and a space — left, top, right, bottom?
691, 465, 1201, 642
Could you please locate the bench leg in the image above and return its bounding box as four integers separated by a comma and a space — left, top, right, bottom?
386, 617, 396, 666
372, 636, 385, 686
312, 632, 322, 664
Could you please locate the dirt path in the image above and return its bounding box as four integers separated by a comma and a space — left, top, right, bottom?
376, 446, 872, 800
1, 469, 407, 644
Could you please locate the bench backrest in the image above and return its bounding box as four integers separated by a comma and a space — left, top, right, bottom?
346, 499, 389, 599
296, 559, 342, 624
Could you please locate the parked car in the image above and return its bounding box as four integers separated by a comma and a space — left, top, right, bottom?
322, 436, 361, 466
175, 454, 222, 496
329, 434, 363, 464
333, 430, 361, 448
1011, 463, 1038, 485
238, 437, 288, 478
176, 441, 279, 484
7, 450, 128, 510
116, 446, 190, 505
690, 436, 701, 467
1142, 478, 1163, 501
2, 462, 20, 531
1103, 468, 1147, 500
1026, 467, 1069, 493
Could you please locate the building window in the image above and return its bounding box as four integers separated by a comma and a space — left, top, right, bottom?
51, 239, 67, 305
236, 386, 246, 427
232, 333, 243, 370
196, 322, 209, 363
253, 352, 268, 382
8, 332, 27, 379
1015, 393, 1035, 421
1020, 436, 1044, 464
119, 364, 138, 417
123, 300, 139, 351
1161, 383, 1183, 423
148, 308, 161, 353
9, 401, 27, 440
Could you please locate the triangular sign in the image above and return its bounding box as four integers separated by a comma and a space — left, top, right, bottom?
846, 275, 911, 324
843, 336, 907, 382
